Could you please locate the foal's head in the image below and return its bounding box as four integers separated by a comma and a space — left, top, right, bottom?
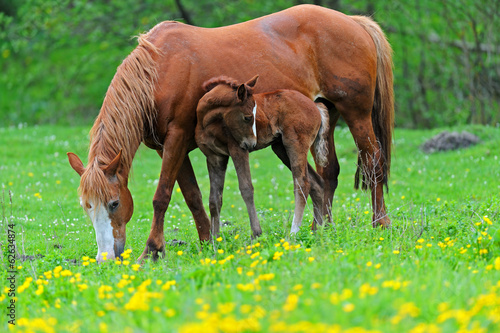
197, 75, 259, 150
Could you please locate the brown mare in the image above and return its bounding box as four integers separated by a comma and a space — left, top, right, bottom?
195, 75, 329, 237
67, 5, 394, 262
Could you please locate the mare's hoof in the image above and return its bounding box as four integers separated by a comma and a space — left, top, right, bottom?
373, 215, 391, 228
138, 243, 165, 263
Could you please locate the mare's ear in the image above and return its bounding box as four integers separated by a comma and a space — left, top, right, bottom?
245, 75, 259, 88
103, 150, 122, 177
202, 109, 223, 128
237, 84, 248, 102
67, 152, 85, 176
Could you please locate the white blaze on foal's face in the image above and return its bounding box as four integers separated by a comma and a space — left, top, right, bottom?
252, 102, 257, 138
84, 199, 115, 262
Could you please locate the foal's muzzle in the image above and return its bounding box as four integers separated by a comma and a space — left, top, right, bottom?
240, 138, 257, 151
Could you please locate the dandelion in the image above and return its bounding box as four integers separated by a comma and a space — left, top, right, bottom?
366, 261, 373, 267
393, 250, 400, 254
308, 257, 315, 262
76, 284, 88, 292
177, 251, 184, 256
216, 237, 223, 242
283, 294, 299, 312
35, 285, 44, 296
343, 303, 355, 312
437, 198, 441, 202
234, 234, 239, 240
131, 264, 141, 271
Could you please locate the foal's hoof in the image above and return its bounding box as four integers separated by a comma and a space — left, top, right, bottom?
373, 215, 391, 228
138, 243, 165, 262
251, 229, 262, 239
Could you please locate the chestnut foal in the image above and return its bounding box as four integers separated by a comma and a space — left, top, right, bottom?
195, 75, 329, 237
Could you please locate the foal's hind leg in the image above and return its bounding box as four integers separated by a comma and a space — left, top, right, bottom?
275, 139, 313, 234
272, 143, 324, 230
312, 111, 341, 221
343, 113, 390, 227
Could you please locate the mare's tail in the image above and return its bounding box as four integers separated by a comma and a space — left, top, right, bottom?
313, 102, 329, 167
350, 15, 395, 191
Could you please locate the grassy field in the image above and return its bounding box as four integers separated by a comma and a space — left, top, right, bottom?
1, 124, 499, 333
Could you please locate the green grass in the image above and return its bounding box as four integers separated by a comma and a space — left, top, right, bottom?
1, 124, 499, 332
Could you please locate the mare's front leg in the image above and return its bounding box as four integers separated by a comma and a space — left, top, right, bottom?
139, 126, 189, 262
177, 156, 212, 242
228, 144, 262, 238
156, 150, 211, 242
206, 154, 229, 239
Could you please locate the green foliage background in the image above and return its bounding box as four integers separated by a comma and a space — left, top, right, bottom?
1, 0, 499, 127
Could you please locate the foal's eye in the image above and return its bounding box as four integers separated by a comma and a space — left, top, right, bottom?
108, 200, 120, 212
244, 116, 253, 123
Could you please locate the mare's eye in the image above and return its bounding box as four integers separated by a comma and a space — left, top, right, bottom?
86, 203, 92, 209
109, 200, 120, 212
244, 115, 253, 123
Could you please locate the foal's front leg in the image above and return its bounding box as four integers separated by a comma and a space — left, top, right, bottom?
228, 144, 262, 238
206, 154, 229, 238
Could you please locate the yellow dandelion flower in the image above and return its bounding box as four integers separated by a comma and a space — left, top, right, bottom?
343, 303, 355, 312
216, 237, 223, 242
177, 251, 184, 256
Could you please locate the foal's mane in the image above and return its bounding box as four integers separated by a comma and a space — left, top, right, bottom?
202, 76, 240, 92
80, 32, 160, 203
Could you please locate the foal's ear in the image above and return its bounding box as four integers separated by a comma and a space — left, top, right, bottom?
103, 150, 122, 177
246, 75, 259, 88
67, 152, 85, 176
237, 83, 248, 102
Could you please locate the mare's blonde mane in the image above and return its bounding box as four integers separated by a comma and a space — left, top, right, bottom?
80, 32, 160, 204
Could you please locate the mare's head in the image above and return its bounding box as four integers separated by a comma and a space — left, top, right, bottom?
197, 75, 259, 150
67, 151, 133, 262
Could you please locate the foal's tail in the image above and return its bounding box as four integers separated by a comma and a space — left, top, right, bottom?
351, 15, 395, 191
313, 102, 330, 167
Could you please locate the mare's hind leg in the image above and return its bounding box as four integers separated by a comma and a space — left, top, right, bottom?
206, 155, 229, 239
343, 113, 390, 227
272, 143, 324, 230
228, 143, 262, 238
